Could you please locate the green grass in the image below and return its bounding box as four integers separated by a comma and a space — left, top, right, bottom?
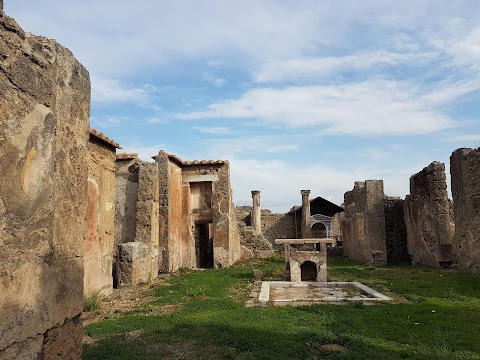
83, 255, 480, 360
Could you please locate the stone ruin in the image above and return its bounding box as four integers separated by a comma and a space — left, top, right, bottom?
0, 7, 89, 358
403, 162, 455, 267
341, 180, 387, 266
236, 190, 277, 259
3, 2, 480, 357
451, 148, 480, 274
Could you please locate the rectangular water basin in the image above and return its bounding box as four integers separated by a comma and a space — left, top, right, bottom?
259, 281, 392, 303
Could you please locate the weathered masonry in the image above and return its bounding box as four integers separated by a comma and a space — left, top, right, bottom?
235, 190, 274, 259
0, 5, 89, 359
403, 162, 455, 267
153, 151, 241, 271
85, 129, 121, 296
342, 180, 387, 265
451, 148, 480, 274
114, 153, 160, 287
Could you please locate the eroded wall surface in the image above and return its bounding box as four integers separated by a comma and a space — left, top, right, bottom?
0, 8, 89, 359
404, 162, 454, 267
384, 197, 409, 262
236, 206, 292, 257
85, 138, 116, 296
341, 180, 387, 265
451, 148, 480, 273
114, 158, 139, 248
115, 158, 160, 286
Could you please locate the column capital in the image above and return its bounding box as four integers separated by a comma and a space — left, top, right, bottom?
301, 189, 310, 196
251, 190, 260, 197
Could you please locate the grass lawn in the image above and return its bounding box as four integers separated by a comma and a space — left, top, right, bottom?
83, 254, 480, 360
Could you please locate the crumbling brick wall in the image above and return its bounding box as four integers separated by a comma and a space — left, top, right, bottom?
451, 148, 480, 274
403, 162, 454, 267
341, 180, 387, 265
384, 197, 409, 262
0, 8, 89, 359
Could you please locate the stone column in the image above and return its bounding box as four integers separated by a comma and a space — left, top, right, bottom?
251, 190, 262, 234
301, 190, 312, 239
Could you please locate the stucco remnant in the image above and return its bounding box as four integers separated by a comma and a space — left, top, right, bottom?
404, 162, 454, 267
342, 180, 387, 265
0, 8, 89, 359
451, 148, 480, 274
85, 129, 120, 296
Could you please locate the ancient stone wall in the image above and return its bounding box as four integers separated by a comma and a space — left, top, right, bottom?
85, 135, 117, 296
155, 152, 240, 271
403, 162, 454, 267
451, 148, 480, 273
114, 156, 139, 248
341, 180, 387, 265
384, 197, 409, 262
261, 210, 294, 243
0, 9, 89, 359
114, 156, 160, 286
210, 162, 241, 267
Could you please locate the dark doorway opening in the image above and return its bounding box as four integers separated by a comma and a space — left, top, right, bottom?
195, 223, 213, 268
301, 261, 317, 281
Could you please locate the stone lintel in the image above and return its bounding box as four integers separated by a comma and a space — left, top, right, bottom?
182, 174, 219, 183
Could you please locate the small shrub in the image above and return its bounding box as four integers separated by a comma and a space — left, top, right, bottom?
84, 291, 103, 312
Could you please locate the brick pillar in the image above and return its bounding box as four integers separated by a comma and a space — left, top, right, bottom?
301, 190, 312, 239
251, 190, 261, 234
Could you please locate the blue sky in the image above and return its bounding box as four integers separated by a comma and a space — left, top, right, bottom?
6, 1, 480, 212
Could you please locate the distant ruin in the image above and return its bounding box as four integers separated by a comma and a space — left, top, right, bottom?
342, 180, 387, 266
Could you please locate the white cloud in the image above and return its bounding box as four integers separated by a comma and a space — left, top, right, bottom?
202, 72, 226, 87
178, 80, 463, 136
202, 137, 300, 156
91, 76, 152, 104
194, 127, 234, 135
253, 50, 439, 83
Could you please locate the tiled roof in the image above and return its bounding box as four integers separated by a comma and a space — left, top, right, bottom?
153, 150, 225, 166
116, 153, 138, 160
89, 128, 121, 149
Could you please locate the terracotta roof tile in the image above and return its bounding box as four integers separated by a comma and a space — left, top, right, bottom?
116, 153, 138, 160
89, 128, 122, 149
152, 150, 226, 166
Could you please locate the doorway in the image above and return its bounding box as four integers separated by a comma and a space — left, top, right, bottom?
195, 222, 213, 268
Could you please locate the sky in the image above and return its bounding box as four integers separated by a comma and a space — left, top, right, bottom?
5, 1, 480, 213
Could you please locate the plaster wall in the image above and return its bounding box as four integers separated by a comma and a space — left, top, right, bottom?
85, 139, 116, 296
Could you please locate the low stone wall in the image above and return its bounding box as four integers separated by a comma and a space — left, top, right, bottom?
0, 8, 89, 359
403, 162, 454, 267
451, 148, 480, 274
